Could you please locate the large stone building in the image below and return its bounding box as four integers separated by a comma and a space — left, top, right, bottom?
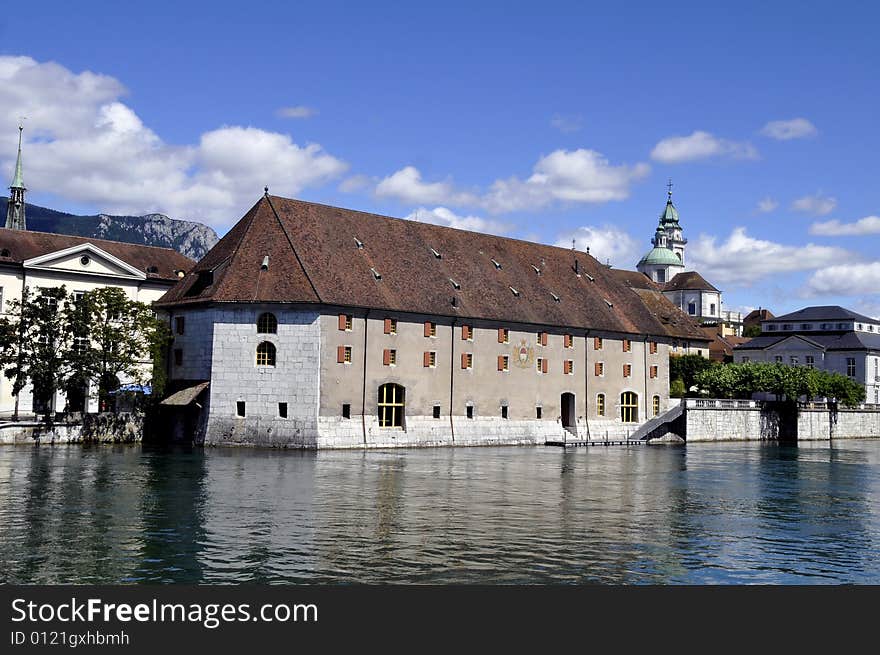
733, 306, 880, 404
155, 194, 708, 448
635, 187, 742, 336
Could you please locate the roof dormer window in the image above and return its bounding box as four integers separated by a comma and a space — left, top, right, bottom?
371, 267, 382, 280
491, 258, 502, 269
354, 237, 364, 249
430, 247, 442, 259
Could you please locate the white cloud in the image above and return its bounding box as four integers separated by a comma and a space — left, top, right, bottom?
760, 118, 817, 140
338, 174, 373, 193
554, 225, 639, 268
687, 227, 853, 286
0, 56, 347, 227
809, 216, 880, 236
482, 149, 650, 213
802, 262, 880, 297
377, 150, 648, 215
375, 166, 479, 206
855, 299, 880, 320
756, 197, 779, 213
792, 193, 837, 216
550, 114, 583, 133
276, 105, 318, 119
650, 130, 759, 164
405, 206, 508, 235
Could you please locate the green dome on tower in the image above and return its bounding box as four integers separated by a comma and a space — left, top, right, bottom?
637, 246, 683, 267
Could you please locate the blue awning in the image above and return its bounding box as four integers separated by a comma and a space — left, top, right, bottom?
111, 384, 152, 395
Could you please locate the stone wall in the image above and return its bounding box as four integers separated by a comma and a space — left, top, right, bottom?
797, 406, 880, 440
683, 400, 880, 442
204, 307, 321, 447
0, 412, 144, 444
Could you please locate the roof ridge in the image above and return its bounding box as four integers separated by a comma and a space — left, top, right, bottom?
265, 196, 322, 302
268, 195, 606, 263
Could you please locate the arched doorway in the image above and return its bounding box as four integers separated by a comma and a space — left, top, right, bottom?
620, 391, 639, 423
561, 392, 576, 435
378, 383, 405, 428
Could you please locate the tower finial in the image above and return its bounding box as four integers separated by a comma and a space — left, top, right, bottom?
264, 185, 269, 196
667, 178, 673, 199
6, 122, 27, 230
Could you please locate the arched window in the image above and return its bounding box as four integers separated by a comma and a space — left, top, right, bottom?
378, 383, 405, 428
620, 391, 639, 423
257, 312, 278, 334
596, 393, 605, 417
256, 341, 276, 366
653, 395, 661, 417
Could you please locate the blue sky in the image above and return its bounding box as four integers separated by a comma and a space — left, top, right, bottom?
1, 0, 878, 318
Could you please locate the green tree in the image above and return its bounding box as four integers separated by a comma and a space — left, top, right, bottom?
669, 354, 717, 394
0, 286, 78, 425
742, 325, 762, 338
670, 379, 686, 398
73, 287, 170, 409
695, 362, 865, 408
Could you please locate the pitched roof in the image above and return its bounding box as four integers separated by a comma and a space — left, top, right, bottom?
157, 195, 707, 339
770, 305, 877, 324
610, 269, 659, 290
743, 308, 774, 325
734, 331, 880, 352
0, 227, 194, 282
663, 270, 719, 292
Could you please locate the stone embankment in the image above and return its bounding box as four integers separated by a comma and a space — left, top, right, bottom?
0, 412, 144, 444
681, 399, 880, 442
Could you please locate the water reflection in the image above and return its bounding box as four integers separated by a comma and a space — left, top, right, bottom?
0, 441, 879, 584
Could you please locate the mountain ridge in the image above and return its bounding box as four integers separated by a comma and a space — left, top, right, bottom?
0, 198, 218, 260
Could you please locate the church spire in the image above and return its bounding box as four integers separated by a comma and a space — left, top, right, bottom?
5, 125, 27, 230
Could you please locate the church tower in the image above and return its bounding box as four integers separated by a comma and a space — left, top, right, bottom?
636, 182, 686, 284
5, 125, 27, 230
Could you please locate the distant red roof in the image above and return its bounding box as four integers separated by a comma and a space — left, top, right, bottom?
157, 195, 710, 339
0, 228, 194, 283
663, 271, 719, 292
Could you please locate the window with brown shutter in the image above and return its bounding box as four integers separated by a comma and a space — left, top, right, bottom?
461, 353, 473, 369
649, 341, 658, 354
538, 331, 548, 346
542, 359, 548, 374
383, 349, 395, 366
498, 327, 509, 343
650, 365, 658, 379
623, 339, 631, 352
595, 362, 603, 376
424, 321, 434, 337
424, 351, 431, 367
384, 318, 392, 334
564, 360, 573, 375
338, 314, 348, 331
497, 355, 504, 371
594, 337, 603, 350
337, 346, 345, 363
462, 325, 472, 340
623, 364, 631, 377
564, 334, 572, 348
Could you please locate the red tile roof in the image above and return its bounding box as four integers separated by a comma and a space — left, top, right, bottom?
663, 271, 719, 292
157, 195, 708, 339
0, 227, 194, 282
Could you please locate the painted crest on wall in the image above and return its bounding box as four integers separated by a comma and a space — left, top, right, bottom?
513, 339, 534, 368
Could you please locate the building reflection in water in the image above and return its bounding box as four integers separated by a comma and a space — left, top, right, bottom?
0, 441, 879, 584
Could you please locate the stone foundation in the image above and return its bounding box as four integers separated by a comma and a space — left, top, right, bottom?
0, 412, 144, 444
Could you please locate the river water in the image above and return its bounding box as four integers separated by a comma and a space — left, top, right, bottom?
1, 440, 878, 584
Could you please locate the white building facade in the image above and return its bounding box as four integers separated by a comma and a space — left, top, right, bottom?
733, 306, 880, 405
0, 230, 192, 416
